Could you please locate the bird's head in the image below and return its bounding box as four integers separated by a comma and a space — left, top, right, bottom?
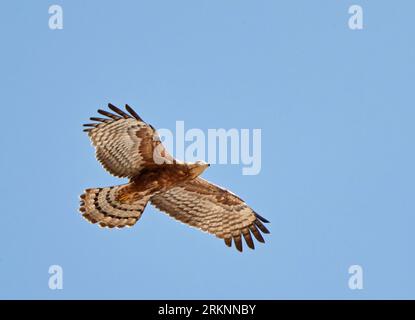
188, 160, 210, 178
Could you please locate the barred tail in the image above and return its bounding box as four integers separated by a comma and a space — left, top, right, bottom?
79, 184, 150, 228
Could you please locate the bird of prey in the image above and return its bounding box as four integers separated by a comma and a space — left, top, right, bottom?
80, 103, 269, 252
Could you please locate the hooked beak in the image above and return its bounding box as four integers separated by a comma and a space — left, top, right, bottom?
190, 163, 210, 177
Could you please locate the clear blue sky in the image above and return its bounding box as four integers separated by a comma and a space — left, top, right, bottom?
0, 0, 414, 299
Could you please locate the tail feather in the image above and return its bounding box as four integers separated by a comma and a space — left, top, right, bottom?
79, 184, 150, 228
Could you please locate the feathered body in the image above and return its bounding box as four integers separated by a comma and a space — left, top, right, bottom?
80, 103, 269, 252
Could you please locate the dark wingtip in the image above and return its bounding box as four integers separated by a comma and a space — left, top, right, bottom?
249, 224, 265, 243
97, 109, 120, 120
255, 212, 270, 223
242, 230, 255, 250
254, 219, 270, 234
125, 104, 144, 122
108, 103, 130, 118
84, 104, 144, 130
89, 117, 109, 123
224, 222, 269, 252
233, 235, 243, 252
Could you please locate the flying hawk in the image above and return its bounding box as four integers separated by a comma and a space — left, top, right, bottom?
80, 103, 269, 252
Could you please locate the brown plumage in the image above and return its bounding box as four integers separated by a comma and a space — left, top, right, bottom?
80, 103, 270, 252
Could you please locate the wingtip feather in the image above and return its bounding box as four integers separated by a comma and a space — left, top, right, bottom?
97, 109, 121, 120
255, 212, 270, 223
108, 103, 130, 118
125, 104, 144, 122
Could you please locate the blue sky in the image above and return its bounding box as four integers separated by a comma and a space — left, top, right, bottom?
0, 0, 414, 299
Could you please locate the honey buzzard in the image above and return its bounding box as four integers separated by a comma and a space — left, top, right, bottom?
80, 104, 269, 252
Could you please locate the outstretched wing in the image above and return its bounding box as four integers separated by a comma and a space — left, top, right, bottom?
83, 103, 174, 178
150, 178, 270, 252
